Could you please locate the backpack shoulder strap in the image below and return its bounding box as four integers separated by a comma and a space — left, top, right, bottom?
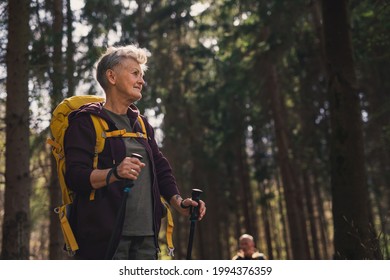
88, 115, 107, 201
90, 114, 148, 154
90, 115, 107, 168
101, 115, 147, 139
88, 114, 148, 200
161, 197, 175, 257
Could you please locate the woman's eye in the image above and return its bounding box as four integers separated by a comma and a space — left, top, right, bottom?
132, 71, 142, 78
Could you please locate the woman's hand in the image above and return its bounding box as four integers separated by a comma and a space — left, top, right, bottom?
115, 156, 146, 180
171, 195, 206, 221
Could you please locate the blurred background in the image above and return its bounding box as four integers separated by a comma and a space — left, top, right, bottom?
0, 0, 389, 260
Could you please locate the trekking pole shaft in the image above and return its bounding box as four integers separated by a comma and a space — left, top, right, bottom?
105, 153, 143, 259
186, 188, 203, 260
186, 222, 196, 259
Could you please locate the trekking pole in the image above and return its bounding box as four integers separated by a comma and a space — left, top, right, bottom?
105, 153, 143, 259
186, 188, 203, 260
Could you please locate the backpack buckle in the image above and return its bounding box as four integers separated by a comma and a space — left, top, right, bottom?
167, 247, 175, 257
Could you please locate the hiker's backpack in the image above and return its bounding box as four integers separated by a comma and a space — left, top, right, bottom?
47, 95, 174, 256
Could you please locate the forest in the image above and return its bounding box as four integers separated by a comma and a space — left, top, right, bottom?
0, 0, 389, 260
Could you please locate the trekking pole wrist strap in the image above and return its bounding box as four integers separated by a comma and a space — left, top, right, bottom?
106, 166, 126, 186
112, 166, 126, 180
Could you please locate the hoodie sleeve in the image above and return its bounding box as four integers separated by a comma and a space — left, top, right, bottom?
64, 112, 96, 194
142, 116, 180, 201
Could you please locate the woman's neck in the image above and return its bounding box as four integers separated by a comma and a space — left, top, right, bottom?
103, 95, 131, 115
103, 103, 128, 115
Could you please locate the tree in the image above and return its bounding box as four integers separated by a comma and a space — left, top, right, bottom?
1, 0, 31, 259
1, 0, 387, 260
65, 0, 76, 98
48, 0, 65, 260
262, 59, 311, 259
321, 0, 382, 259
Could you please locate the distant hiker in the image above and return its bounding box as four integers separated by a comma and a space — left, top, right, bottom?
232, 234, 267, 260
63, 45, 206, 260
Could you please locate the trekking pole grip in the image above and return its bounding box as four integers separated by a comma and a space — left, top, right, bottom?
130, 153, 143, 161
124, 153, 143, 190
190, 188, 203, 221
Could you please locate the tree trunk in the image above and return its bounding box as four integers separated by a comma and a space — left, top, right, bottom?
275, 173, 291, 259
321, 0, 382, 259
2, 0, 31, 260
234, 122, 258, 238
302, 171, 321, 259
66, 0, 76, 97
135, 0, 146, 46
48, 0, 64, 260
265, 62, 311, 259
312, 174, 331, 259
259, 182, 274, 260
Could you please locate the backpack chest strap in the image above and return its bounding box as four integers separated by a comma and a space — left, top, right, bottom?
102, 130, 147, 139
93, 114, 147, 140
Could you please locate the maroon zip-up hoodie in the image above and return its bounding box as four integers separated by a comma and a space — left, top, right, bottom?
64, 102, 179, 259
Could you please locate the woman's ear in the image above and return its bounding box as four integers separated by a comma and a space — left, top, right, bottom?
106, 69, 116, 85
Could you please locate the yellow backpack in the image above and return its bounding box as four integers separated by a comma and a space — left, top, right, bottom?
47, 95, 175, 256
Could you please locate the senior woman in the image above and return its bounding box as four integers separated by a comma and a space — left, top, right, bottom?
64, 45, 206, 260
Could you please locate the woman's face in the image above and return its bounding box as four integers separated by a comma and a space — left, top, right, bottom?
111, 58, 145, 102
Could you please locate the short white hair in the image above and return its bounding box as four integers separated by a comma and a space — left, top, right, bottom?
95, 44, 151, 90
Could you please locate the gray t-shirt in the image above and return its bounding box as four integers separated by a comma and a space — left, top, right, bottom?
104, 108, 154, 236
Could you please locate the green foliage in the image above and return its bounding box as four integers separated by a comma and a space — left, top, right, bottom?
1, 0, 389, 259
352, 0, 390, 62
